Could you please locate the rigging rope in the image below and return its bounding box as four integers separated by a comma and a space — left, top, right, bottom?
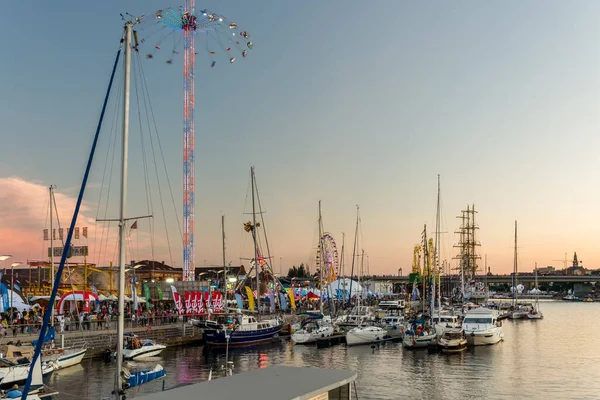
22, 47, 122, 399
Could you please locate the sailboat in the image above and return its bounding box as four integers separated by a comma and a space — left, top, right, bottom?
346, 208, 387, 346
528, 263, 543, 320
197, 167, 283, 347
292, 202, 335, 345
509, 221, 528, 319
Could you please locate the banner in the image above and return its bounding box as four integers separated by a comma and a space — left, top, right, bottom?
286, 288, 296, 311
74, 227, 80, 240
203, 291, 212, 310
279, 292, 287, 311
82, 227, 88, 238
197, 292, 204, 315
212, 291, 224, 313
53, 229, 57, 240
143, 284, 151, 301
171, 285, 183, 314
184, 291, 192, 315
0, 275, 7, 313
235, 293, 244, 310
43, 229, 49, 241
191, 292, 198, 314
130, 276, 138, 311
157, 286, 163, 300
245, 286, 255, 311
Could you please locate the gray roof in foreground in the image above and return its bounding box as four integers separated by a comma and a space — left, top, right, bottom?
138, 366, 357, 400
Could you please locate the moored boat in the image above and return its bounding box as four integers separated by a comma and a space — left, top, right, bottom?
346, 324, 387, 346
198, 314, 283, 347
122, 333, 166, 360
291, 313, 335, 345
462, 307, 503, 346
439, 328, 468, 353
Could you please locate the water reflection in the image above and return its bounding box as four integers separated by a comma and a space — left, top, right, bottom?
47, 302, 600, 399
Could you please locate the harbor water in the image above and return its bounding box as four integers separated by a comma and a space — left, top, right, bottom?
47, 302, 600, 399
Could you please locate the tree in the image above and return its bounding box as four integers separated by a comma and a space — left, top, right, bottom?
287, 263, 310, 278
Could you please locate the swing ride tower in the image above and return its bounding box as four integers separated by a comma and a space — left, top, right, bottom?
182, 0, 196, 281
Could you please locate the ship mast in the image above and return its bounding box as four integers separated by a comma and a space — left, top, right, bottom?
318, 201, 324, 315
49, 185, 55, 327
251, 167, 260, 318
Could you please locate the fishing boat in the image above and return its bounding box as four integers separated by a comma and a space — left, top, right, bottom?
122, 333, 166, 360
462, 307, 503, 346
291, 313, 335, 345
199, 313, 283, 347
439, 328, 468, 353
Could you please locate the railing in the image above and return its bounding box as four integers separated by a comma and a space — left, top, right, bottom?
0, 315, 185, 338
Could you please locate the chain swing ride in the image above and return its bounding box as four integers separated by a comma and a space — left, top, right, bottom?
133, 2, 253, 281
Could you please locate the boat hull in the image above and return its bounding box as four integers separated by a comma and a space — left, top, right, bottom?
123, 345, 166, 360
292, 326, 334, 344
46, 348, 86, 369
126, 365, 165, 388
440, 339, 467, 353
402, 334, 436, 349
204, 325, 282, 347
527, 313, 543, 319
346, 328, 386, 346
465, 329, 503, 346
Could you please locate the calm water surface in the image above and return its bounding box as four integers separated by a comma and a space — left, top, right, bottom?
47, 302, 600, 399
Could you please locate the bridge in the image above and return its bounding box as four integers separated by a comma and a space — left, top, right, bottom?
366, 274, 600, 285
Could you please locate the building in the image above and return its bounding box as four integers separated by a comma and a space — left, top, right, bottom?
537, 266, 555, 275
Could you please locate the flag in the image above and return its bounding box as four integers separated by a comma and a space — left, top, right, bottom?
286, 288, 296, 311
143, 284, 151, 301
191, 291, 198, 314
279, 292, 287, 311
267, 292, 275, 313
157, 286, 163, 300
245, 286, 255, 311
235, 293, 243, 310
171, 285, 183, 314
82, 227, 88, 238
53, 229, 57, 240
212, 291, 224, 313
59, 228, 64, 240
130, 276, 138, 311
74, 227, 80, 239
197, 292, 204, 315
130, 221, 138, 230
43, 229, 49, 241
184, 291, 192, 315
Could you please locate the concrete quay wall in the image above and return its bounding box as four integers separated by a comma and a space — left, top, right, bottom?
1, 323, 203, 359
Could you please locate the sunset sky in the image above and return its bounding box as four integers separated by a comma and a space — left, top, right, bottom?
1, 1, 599, 275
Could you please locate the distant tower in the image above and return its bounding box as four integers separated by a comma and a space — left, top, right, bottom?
573, 252, 579, 267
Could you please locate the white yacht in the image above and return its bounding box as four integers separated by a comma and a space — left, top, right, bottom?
462, 307, 503, 346
431, 314, 461, 338
336, 306, 376, 333
346, 323, 387, 346
291, 313, 335, 344
122, 333, 166, 360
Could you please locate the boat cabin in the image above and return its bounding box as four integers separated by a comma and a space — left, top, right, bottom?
136, 366, 357, 400
0, 345, 34, 363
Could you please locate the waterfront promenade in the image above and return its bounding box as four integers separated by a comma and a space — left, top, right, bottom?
0, 317, 203, 358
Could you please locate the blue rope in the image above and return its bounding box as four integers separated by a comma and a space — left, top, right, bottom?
22, 48, 122, 399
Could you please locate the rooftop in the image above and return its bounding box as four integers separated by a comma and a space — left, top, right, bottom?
138, 366, 357, 400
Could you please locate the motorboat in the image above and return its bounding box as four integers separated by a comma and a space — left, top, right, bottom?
438, 328, 468, 353
291, 313, 335, 344
431, 314, 461, 337
346, 323, 387, 346
582, 297, 594, 303
122, 333, 166, 360
462, 307, 503, 346
196, 314, 283, 347
122, 364, 165, 388
380, 315, 404, 339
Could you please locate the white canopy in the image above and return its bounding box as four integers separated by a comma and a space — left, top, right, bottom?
327, 278, 363, 299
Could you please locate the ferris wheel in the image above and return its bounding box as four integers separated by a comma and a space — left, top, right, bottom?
317, 233, 339, 284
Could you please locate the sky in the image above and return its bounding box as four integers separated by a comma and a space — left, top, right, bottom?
0, 1, 599, 275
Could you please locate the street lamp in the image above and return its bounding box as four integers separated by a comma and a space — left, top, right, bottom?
10, 262, 22, 312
